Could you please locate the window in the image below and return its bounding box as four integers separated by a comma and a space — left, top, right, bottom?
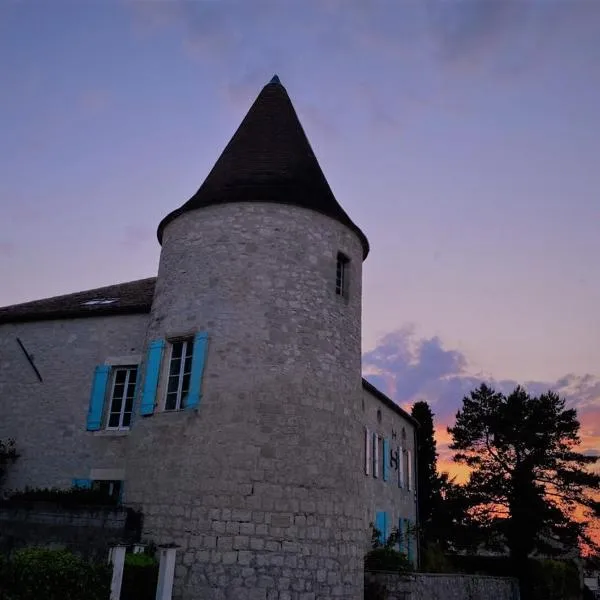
335, 253, 350, 297
165, 337, 194, 411
91, 479, 123, 504
107, 366, 138, 429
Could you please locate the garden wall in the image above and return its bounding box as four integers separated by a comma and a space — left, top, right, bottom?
366, 571, 520, 600
0, 505, 141, 561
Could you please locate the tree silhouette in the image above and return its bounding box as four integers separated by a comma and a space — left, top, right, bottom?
448, 384, 600, 581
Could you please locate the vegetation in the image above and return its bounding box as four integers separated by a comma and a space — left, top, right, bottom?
0, 486, 119, 508
0, 548, 110, 600
121, 546, 159, 600
0, 439, 18, 491
448, 383, 599, 597
364, 525, 413, 573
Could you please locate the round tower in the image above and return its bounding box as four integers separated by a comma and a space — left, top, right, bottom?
125, 76, 370, 600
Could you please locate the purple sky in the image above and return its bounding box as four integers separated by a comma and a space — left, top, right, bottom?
2, 1, 600, 432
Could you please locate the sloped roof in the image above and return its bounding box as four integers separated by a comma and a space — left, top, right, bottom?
157, 75, 369, 258
0, 278, 156, 324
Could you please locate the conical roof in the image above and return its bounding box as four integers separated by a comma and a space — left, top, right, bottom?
157, 76, 369, 258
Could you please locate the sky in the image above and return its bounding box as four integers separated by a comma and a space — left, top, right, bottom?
1, 1, 600, 481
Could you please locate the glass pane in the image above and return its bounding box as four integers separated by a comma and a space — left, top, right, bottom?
122, 412, 131, 428
169, 358, 181, 376
115, 369, 127, 384
185, 339, 194, 357
167, 376, 180, 394
124, 394, 134, 413
182, 373, 191, 395
111, 395, 123, 413
165, 393, 178, 411
184, 355, 193, 373
113, 383, 125, 399
171, 342, 183, 359
108, 413, 120, 428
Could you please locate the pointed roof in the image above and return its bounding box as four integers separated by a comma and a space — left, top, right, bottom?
157, 76, 369, 258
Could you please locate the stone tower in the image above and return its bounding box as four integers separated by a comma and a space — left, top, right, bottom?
125, 76, 370, 600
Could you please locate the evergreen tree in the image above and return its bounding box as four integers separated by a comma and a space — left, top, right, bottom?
448, 384, 600, 590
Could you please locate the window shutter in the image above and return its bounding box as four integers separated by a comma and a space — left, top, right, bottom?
72, 478, 92, 489
382, 438, 390, 481
405, 518, 413, 562
364, 428, 371, 476
407, 449, 413, 491
86, 365, 110, 431
140, 339, 165, 416
375, 511, 386, 544
372, 433, 379, 478
398, 446, 404, 488
186, 331, 209, 410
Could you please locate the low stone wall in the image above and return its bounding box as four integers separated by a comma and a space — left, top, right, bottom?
366, 571, 520, 600
0, 504, 141, 561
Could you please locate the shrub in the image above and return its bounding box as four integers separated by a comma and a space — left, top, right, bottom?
0, 548, 110, 600
121, 549, 159, 600
1, 486, 118, 508
364, 525, 413, 573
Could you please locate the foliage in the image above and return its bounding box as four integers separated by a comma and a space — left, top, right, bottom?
411, 402, 443, 542
0, 439, 18, 491
528, 559, 581, 600
364, 578, 389, 600
121, 548, 159, 600
448, 383, 600, 567
0, 548, 110, 600
1, 486, 119, 508
365, 525, 413, 573
419, 542, 453, 573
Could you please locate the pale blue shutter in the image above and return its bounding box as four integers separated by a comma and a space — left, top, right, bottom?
185, 331, 208, 410
140, 339, 164, 416
72, 478, 92, 489
405, 518, 412, 562
382, 438, 390, 481
86, 365, 110, 431
375, 511, 386, 545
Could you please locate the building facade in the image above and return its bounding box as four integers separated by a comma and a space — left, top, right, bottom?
0, 76, 417, 600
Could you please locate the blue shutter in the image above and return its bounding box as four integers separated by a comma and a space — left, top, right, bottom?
185, 331, 209, 410
382, 438, 390, 481
405, 518, 412, 562
140, 340, 164, 416
375, 511, 386, 545
372, 433, 378, 478
87, 365, 110, 431
72, 478, 92, 489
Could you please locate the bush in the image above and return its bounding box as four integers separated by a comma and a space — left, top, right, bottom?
364, 524, 413, 574
0, 548, 111, 600
121, 549, 159, 600
1, 486, 118, 508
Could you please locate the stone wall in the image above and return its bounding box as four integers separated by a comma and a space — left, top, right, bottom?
361, 387, 417, 564
0, 313, 148, 490
365, 572, 520, 600
126, 202, 367, 600
0, 504, 141, 561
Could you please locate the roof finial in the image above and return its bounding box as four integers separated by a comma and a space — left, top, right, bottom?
269, 74, 281, 85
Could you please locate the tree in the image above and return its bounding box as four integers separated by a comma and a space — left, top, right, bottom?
448, 384, 600, 575
0, 438, 18, 492
411, 401, 442, 541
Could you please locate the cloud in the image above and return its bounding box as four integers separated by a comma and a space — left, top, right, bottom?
363, 325, 600, 468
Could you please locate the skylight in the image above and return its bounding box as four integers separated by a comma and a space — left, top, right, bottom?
81, 298, 118, 306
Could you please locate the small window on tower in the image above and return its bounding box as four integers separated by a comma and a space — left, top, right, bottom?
165, 337, 194, 411
336, 253, 350, 297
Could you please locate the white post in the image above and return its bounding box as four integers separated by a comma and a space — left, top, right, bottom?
155, 545, 178, 600
108, 544, 127, 600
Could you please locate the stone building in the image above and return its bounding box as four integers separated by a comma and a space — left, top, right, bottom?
0, 76, 418, 600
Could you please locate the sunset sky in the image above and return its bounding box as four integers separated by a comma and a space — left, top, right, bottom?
2, 1, 600, 480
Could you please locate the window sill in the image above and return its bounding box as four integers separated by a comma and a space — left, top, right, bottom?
93, 430, 130, 437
